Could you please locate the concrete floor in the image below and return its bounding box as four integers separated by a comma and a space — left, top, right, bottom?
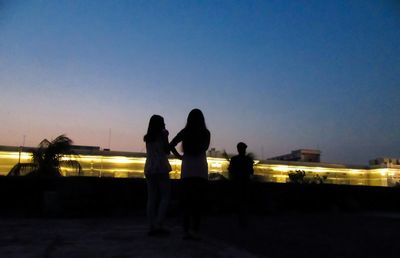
0, 212, 399, 258
0, 217, 258, 258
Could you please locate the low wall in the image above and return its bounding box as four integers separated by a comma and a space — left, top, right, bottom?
0, 177, 399, 217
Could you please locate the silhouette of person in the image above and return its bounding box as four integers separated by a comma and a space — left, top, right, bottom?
144, 115, 172, 236
228, 142, 254, 226
170, 109, 211, 240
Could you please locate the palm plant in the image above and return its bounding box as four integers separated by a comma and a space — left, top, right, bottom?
31, 134, 81, 177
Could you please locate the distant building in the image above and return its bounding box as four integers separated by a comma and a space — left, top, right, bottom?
0, 145, 399, 187
268, 149, 321, 162
71, 145, 101, 152
207, 148, 224, 158
369, 158, 400, 167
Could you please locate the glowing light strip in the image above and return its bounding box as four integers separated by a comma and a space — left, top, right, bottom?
0, 150, 399, 186
0, 151, 32, 160
256, 164, 369, 175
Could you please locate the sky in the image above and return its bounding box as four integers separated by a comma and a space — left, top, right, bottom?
0, 0, 399, 165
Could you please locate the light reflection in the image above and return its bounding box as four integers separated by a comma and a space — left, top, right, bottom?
0, 150, 399, 187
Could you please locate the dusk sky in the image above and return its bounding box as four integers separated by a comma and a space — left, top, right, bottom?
0, 0, 399, 164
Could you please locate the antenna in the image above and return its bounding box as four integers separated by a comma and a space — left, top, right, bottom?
18, 135, 26, 164
108, 128, 111, 150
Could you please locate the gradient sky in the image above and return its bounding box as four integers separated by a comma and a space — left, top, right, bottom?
0, 0, 399, 164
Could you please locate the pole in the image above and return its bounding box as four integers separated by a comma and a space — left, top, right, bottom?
18, 135, 26, 164
108, 128, 111, 150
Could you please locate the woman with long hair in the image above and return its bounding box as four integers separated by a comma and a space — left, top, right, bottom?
170, 108, 211, 240
144, 114, 172, 236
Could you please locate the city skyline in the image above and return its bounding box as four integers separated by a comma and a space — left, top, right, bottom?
0, 1, 399, 165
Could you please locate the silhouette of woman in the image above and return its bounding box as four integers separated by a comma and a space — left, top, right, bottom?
170, 109, 211, 240
144, 115, 172, 236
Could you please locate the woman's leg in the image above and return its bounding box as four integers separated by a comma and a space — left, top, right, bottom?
146, 175, 158, 231
156, 173, 171, 228
192, 178, 207, 233
181, 178, 193, 234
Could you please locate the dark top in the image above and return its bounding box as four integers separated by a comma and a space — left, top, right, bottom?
170, 128, 210, 156
228, 155, 254, 181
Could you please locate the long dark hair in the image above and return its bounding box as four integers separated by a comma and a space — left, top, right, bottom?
185, 108, 207, 131
182, 109, 210, 155
144, 115, 165, 143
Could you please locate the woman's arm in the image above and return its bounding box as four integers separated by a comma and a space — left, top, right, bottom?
204, 130, 211, 151
170, 147, 182, 160
170, 131, 183, 160
162, 129, 170, 154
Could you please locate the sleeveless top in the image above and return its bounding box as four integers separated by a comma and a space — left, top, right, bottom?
170, 128, 210, 179
144, 130, 172, 176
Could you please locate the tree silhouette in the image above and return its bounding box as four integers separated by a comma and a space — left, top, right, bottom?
31, 134, 81, 177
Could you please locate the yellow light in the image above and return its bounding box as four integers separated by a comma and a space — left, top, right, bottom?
62, 155, 147, 165
272, 175, 288, 178
273, 165, 290, 172
110, 156, 133, 164
0, 151, 32, 160
0, 149, 399, 187
169, 159, 182, 166
210, 162, 222, 168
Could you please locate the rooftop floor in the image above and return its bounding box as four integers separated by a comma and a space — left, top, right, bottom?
0, 212, 398, 258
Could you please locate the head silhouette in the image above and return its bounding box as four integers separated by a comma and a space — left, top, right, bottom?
181, 109, 209, 155
237, 142, 247, 156
185, 108, 207, 130
144, 115, 165, 142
